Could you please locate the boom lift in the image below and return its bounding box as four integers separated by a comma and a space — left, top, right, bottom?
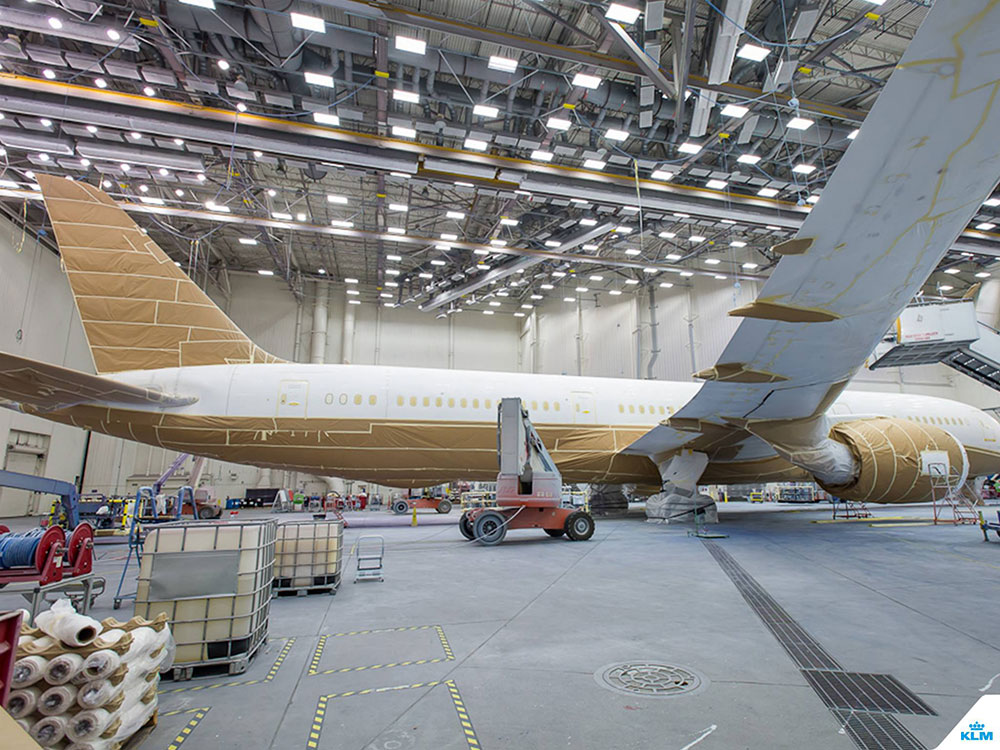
459, 398, 595, 545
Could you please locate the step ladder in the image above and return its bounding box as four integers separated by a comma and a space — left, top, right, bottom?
929, 472, 981, 525
831, 499, 872, 520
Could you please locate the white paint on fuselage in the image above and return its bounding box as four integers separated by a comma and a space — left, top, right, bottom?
110, 363, 1000, 469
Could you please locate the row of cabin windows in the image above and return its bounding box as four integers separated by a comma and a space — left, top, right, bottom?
911, 415, 968, 426
392, 396, 563, 412
618, 404, 674, 416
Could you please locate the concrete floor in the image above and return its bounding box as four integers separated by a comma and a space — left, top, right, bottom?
3, 502, 1000, 750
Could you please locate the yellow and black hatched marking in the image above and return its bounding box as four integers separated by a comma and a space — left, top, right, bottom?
161, 706, 210, 750
445, 679, 481, 750
307, 625, 454, 676
306, 680, 443, 749
159, 637, 295, 694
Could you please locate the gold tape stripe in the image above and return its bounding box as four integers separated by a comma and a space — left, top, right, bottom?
162, 707, 210, 750
308, 626, 454, 676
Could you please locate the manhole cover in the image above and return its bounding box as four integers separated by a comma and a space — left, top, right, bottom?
595, 662, 706, 698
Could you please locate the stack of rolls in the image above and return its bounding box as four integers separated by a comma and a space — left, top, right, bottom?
10, 598, 172, 749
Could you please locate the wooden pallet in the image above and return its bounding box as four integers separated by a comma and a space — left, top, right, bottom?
121, 710, 157, 750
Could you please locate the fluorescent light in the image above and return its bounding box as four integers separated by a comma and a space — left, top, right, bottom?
659, 282, 674, 288
257, 269, 274, 276
386, 254, 402, 261
678, 142, 702, 154
737, 154, 761, 165
976, 222, 997, 231
217, 58, 230, 71
742, 262, 759, 269
689, 235, 706, 243
388, 203, 408, 212
679, 271, 694, 277
143, 86, 156, 97
575, 287, 589, 293
473, 104, 499, 118
563, 297, 575, 303
395, 35, 426, 55
385, 269, 401, 276
545, 240, 562, 248
589, 275, 604, 281
140, 197, 164, 205
944, 267, 961, 274
643, 267, 657, 274
40, 118, 52, 128
976, 272, 991, 279
704, 258, 720, 265
624, 248, 640, 256
736, 43, 770, 62
792, 163, 816, 174
465, 138, 489, 151
386, 227, 405, 235
327, 194, 348, 204
349, 300, 362, 305
651, 169, 674, 181
540, 284, 554, 290
730, 240, 747, 247
721, 104, 749, 118
847, 128, 860, 140
572, 73, 602, 89
583, 159, 606, 170
313, 112, 340, 126
582, 244, 599, 251
446, 211, 466, 219
239, 238, 257, 245
476, 249, 492, 255
659, 233, 677, 240
272, 211, 293, 220
807, 194, 820, 204
94, 77, 108, 88
984, 198, 1000, 207
179, 0, 215, 7
344, 278, 359, 284
606, 3, 641, 23
431, 260, 447, 266
393, 89, 420, 104
419, 272, 433, 279
43, 69, 56, 80
615, 226, 633, 234
205, 201, 230, 212
392, 125, 417, 138
939, 285, 954, 292
579, 218, 598, 226
547, 116, 572, 131
488, 56, 518, 73
531, 150, 554, 162
787, 117, 815, 130
330, 220, 354, 228
441, 233, 458, 240
706, 179, 728, 189
290, 12, 325, 32
609, 290, 622, 296
500, 218, 519, 226
757, 187, 779, 198
605, 128, 629, 141
304, 71, 334, 87
477, 264, 491, 270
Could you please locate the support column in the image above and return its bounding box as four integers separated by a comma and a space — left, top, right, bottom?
310, 282, 329, 364
341, 293, 356, 365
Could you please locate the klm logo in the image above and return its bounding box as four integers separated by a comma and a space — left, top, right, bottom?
961, 722, 993, 741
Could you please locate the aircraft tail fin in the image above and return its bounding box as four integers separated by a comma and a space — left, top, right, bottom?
36, 174, 283, 374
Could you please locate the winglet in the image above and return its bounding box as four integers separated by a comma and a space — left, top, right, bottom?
728, 300, 841, 323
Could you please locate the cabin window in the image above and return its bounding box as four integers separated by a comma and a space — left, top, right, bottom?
369, 395, 377, 406
423, 396, 430, 407
628, 404, 635, 414
396, 395, 404, 407
639, 405, 645, 414
486, 399, 492, 409
543, 401, 549, 411
436, 397, 443, 407
473, 398, 480, 408
554, 402, 560, 412
325, 393, 334, 405
658, 406, 665, 415
531, 400, 538, 411
448, 397, 455, 408
618, 404, 624, 413
460, 398, 467, 408
353, 394, 362, 405
410, 396, 417, 407
339, 393, 348, 405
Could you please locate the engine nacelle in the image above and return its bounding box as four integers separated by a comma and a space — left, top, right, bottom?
818, 418, 969, 504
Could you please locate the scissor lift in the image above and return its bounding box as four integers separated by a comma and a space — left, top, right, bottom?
459, 398, 595, 546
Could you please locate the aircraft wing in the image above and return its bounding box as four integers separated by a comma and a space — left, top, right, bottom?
670, 1, 1000, 432
0, 351, 197, 412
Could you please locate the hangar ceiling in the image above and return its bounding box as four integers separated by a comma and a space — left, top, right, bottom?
0, 0, 997, 316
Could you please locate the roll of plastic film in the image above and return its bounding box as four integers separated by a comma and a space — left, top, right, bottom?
7, 686, 42, 718
45, 652, 85, 684
66, 708, 113, 742
38, 683, 79, 715
30, 715, 68, 747
77, 679, 122, 710
12, 655, 48, 687
83, 649, 121, 680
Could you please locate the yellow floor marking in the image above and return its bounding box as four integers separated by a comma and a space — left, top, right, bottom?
308, 625, 454, 676
161, 707, 210, 750
159, 638, 295, 694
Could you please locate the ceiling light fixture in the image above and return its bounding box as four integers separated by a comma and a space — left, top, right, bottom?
95, 77, 108, 88
393, 89, 420, 104
313, 112, 340, 126
464, 138, 489, 151
394, 35, 426, 55
605, 3, 642, 23
488, 56, 518, 73
736, 43, 770, 61
787, 116, 815, 130
531, 150, 554, 162
706, 179, 728, 189
572, 73, 602, 89
179, 0, 215, 8
304, 71, 334, 87
792, 163, 817, 174
473, 104, 499, 118
583, 159, 606, 170
392, 125, 416, 138
290, 12, 325, 32
720, 103, 749, 118
605, 128, 629, 141
737, 154, 761, 165
757, 187, 779, 197
678, 142, 702, 154
650, 169, 674, 181
547, 116, 572, 131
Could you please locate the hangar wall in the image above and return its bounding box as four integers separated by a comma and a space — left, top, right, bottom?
1, 214, 996, 513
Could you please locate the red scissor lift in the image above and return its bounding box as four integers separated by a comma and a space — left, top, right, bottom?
459, 398, 594, 545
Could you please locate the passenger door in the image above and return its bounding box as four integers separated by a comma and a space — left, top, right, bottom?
572, 391, 597, 424
277, 380, 309, 418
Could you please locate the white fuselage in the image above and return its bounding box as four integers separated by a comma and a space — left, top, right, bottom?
74, 363, 1000, 489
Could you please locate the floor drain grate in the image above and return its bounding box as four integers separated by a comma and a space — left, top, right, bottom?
833, 709, 926, 750
595, 662, 705, 698
803, 670, 936, 716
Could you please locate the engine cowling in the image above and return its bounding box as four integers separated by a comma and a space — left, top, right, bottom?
818, 418, 969, 503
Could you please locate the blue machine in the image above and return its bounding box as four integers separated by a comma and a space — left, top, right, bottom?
0, 469, 80, 528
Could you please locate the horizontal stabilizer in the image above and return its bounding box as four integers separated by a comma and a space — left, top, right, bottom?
0, 351, 197, 412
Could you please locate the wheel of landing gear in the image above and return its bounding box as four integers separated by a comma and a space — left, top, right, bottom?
391, 499, 409, 515
436, 499, 453, 514
544, 529, 564, 538
564, 511, 595, 541
459, 513, 475, 540
472, 510, 507, 545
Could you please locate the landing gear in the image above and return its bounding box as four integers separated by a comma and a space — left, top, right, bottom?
472, 510, 507, 546
565, 511, 595, 541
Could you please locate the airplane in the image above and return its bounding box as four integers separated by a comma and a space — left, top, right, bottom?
2, 1, 1000, 520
